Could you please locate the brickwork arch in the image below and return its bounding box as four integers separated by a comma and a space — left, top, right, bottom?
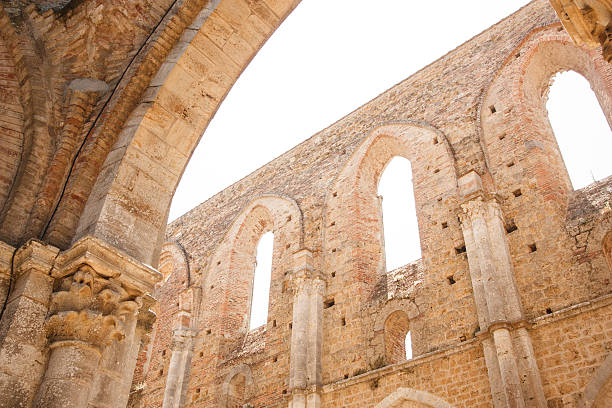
135, 240, 193, 397
479, 25, 612, 318
322, 122, 459, 382
375, 387, 455, 408
481, 24, 612, 200
200, 195, 302, 349
221, 363, 254, 408
159, 241, 191, 284
324, 122, 458, 291
383, 310, 411, 365
371, 300, 420, 366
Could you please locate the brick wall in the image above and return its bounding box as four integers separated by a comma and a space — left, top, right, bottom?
133, 1, 612, 407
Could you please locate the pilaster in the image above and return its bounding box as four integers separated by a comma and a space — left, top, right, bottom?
0, 239, 59, 408
162, 327, 197, 408
289, 249, 324, 408
162, 287, 198, 408
458, 171, 546, 408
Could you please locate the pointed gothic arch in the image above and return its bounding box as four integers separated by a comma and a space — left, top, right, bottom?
201, 195, 302, 344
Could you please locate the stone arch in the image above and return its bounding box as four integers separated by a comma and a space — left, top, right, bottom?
481, 24, 612, 199
383, 310, 410, 364
321, 122, 457, 382
581, 353, 612, 407
479, 24, 612, 316
67, 0, 302, 265
375, 387, 455, 408
324, 122, 458, 293
373, 301, 420, 366
159, 241, 191, 285
201, 195, 302, 344
220, 363, 254, 408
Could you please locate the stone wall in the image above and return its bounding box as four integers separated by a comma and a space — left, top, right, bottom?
133, 1, 612, 407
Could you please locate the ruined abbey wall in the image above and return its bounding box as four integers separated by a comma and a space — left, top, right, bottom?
131, 2, 612, 408
0, 0, 610, 407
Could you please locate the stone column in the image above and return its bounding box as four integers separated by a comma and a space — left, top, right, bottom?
88, 295, 157, 408
162, 327, 197, 408
32, 236, 161, 408
458, 172, 546, 408
0, 240, 59, 408
289, 249, 324, 408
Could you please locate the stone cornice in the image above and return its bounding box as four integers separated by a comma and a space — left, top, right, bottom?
13, 239, 59, 278
52, 236, 162, 295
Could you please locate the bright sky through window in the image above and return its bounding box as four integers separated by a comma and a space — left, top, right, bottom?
250, 232, 274, 330
547, 71, 612, 189
378, 157, 421, 271
405, 331, 412, 360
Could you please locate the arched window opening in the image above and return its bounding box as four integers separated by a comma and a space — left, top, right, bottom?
383, 310, 412, 365
378, 157, 421, 271
226, 373, 246, 408
249, 232, 274, 330
405, 331, 412, 360
547, 71, 612, 190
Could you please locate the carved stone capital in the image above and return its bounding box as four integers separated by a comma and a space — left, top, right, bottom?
170, 328, 197, 351
46, 310, 124, 348
461, 197, 489, 220
46, 264, 142, 347
136, 295, 157, 346
45, 236, 162, 348
460, 194, 504, 223
51, 236, 162, 294
290, 248, 326, 291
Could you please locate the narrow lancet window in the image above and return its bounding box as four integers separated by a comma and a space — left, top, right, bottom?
547, 71, 612, 189
249, 232, 274, 330
378, 157, 421, 271
405, 331, 412, 360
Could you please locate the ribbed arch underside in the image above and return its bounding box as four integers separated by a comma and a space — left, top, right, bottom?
73, 0, 301, 265
0, 34, 24, 215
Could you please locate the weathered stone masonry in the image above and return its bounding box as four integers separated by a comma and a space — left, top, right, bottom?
0, 0, 611, 407
132, 1, 612, 407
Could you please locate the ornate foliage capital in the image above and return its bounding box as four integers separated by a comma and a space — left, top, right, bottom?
45, 236, 162, 347
47, 265, 142, 346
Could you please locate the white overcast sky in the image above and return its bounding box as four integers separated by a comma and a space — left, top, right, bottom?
170, 0, 611, 328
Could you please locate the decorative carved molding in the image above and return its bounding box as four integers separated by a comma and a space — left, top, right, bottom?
290, 248, 326, 291
46, 265, 141, 347
45, 236, 162, 348
170, 328, 197, 351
